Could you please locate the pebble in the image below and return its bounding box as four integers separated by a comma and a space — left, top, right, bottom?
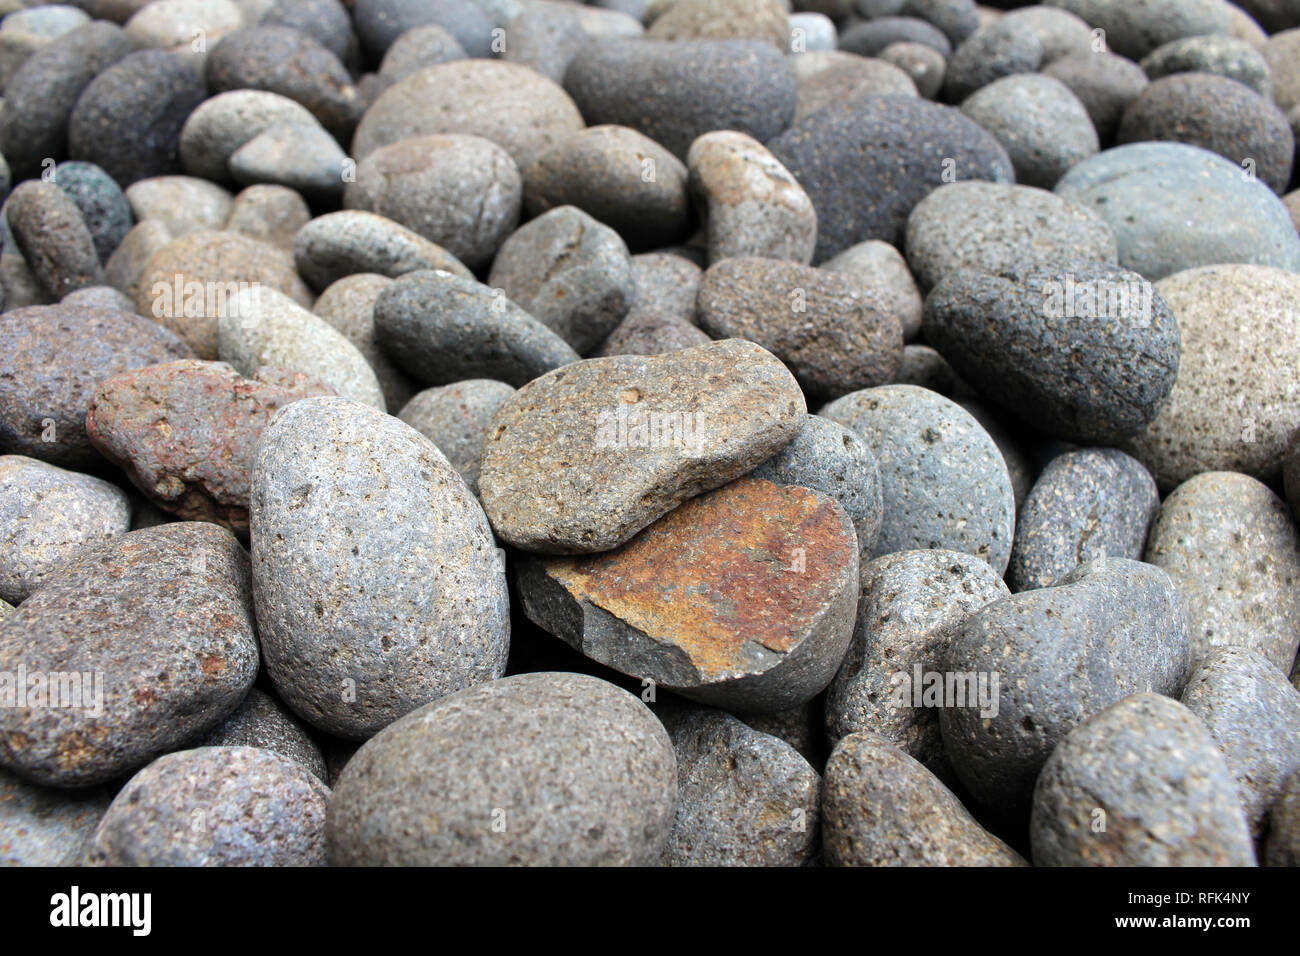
1125, 265, 1300, 488
1181, 647, 1300, 836
206, 26, 363, 140
372, 268, 580, 388
749, 413, 883, 558
878, 41, 946, 99
353, 59, 584, 172
1042, 51, 1148, 143
194, 687, 328, 782
1045, 0, 1235, 61
136, 229, 314, 359
125, 175, 233, 237
1264, 28, 1300, 112
293, 210, 472, 292
794, 54, 919, 121
224, 184, 311, 252
0, 767, 111, 866
825, 550, 1009, 776
904, 181, 1117, 291
352, 0, 494, 59
229, 121, 350, 198
839, 16, 952, 58
123, 0, 243, 56
179, 90, 323, 185
487, 206, 633, 355
788, 12, 835, 53
563, 39, 797, 159
345, 134, 520, 270
658, 706, 821, 866
0, 302, 192, 469
4, 180, 102, 299
524, 125, 691, 253
959, 73, 1099, 189
261, 0, 360, 70
102, 221, 171, 302
373, 24, 465, 89
217, 286, 385, 410
1144, 470, 1300, 675
1009, 448, 1159, 592
478, 339, 805, 554
767, 94, 1013, 261
311, 272, 413, 412
86, 359, 335, 536
0, 21, 136, 181
52, 161, 133, 264
686, 130, 817, 265
0, 522, 259, 787
821, 240, 923, 340
595, 312, 711, 357
943, 18, 1043, 102
0, 454, 130, 603
1054, 142, 1300, 279
819, 385, 1015, 574
499, 3, 588, 85
518, 477, 858, 712
923, 262, 1180, 445
396, 379, 516, 497
251, 396, 510, 738
822, 732, 1027, 866
941, 558, 1193, 812
696, 257, 903, 400
626, 252, 702, 325
1139, 34, 1273, 97
999, 5, 1092, 62
327, 672, 677, 865
1030, 693, 1256, 866
82, 747, 330, 866
67, 50, 208, 187
646, 0, 789, 48
1118, 73, 1294, 194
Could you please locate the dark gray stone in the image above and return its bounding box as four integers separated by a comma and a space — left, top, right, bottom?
4, 181, 102, 299
193, 687, 328, 783
53, 162, 133, 264
396, 379, 516, 497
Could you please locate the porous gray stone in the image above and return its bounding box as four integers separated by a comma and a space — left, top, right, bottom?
250, 396, 510, 739
1139, 35, 1273, 98
293, 210, 472, 292
179, 90, 323, 185
311, 273, 414, 413
1043, 0, 1236, 61
1030, 693, 1256, 866
194, 687, 328, 783
326, 672, 677, 866
5, 181, 102, 299
821, 240, 923, 340
396, 379, 516, 497
1042, 51, 1148, 144
0, 767, 111, 866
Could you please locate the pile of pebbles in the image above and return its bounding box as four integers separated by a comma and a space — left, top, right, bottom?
1, 0, 1299, 869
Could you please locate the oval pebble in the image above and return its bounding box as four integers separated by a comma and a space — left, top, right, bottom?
194, 687, 327, 783
292, 210, 472, 292
396, 379, 516, 497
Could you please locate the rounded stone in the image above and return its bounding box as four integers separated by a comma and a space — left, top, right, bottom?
1144, 471, 1300, 675
52, 161, 133, 265
179, 90, 322, 185
251, 396, 510, 739
1118, 73, 1294, 194
524, 125, 691, 253
563, 39, 797, 160
374, 24, 466, 87
1264, 28, 1300, 112
1139, 35, 1273, 98
923, 262, 1180, 445
750, 413, 884, 558
0, 767, 111, 866
0, 522, 259, 787
85, 359, 335, 536
205, 26, 363, 140
627, 251, 702, 325
224, 184, 311, 252
83, 747, 330, 866
311, 272, 413, 413
135, 229, 314, 359
1181, 647, 1300, 836
658, 705, 820, 867
1044, 0, 1236, 61
67, 50, 208, 187
839, 16, 952, 58
1042, 52, 1149, 146
353, 59, 585, 173
1124, 265, 1300, 487
944, 18, 1043, 102
878, 41, 946, 99
696, 256, 904, 400
345, 134, 520, 271
960, 73, 1099, 189
794, 53, 919, 122
1030, 693, 1255, 866
352, 0, 495, 58
0, 454, 131, 604
594, 312, 712, 358
686, 130, 817, 266
1056, 142, 1300, 279
292, 210, 471, 292
396, 379, 516, 497
228, 121, 350, 197
193, 688, 328, 783
999, 5, 1093, 63
942, 558, 1193, 813
260, 0, 359, 69
4, 181, 102, 299
0, 302, 193, 469
124, 0, 243, 55
327, 672, 677, 866
819, 385, 1015, 574
904, 181, 1117, 291
1009, 448, 1159, 592
646, 0, 789, 47
821, 240, 923, 340
124, 175, 234, 239
825, 550, 1009, 774
373, 268, 580, 389
823, 732, 1027, 867
487, 205, 634, 356
766, 94, 1014, 261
